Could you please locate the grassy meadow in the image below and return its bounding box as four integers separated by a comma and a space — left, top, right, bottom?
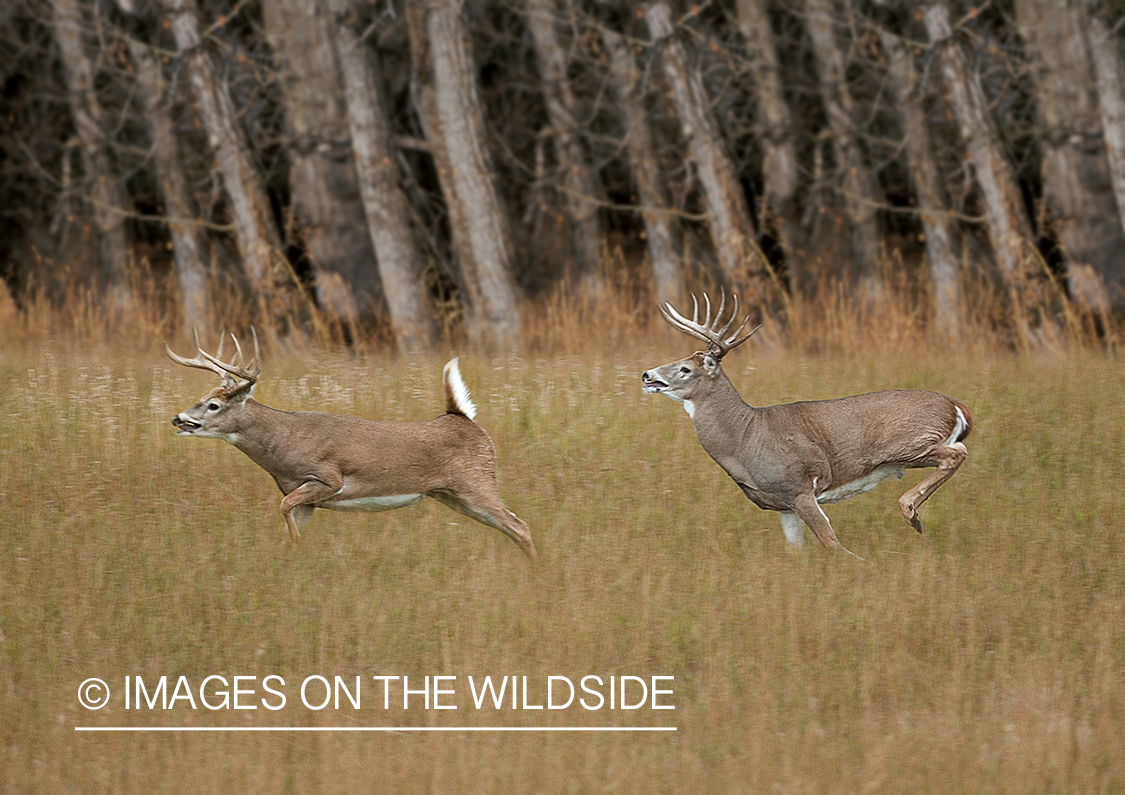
2, 320, 1124, 792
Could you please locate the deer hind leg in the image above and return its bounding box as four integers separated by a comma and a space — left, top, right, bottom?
898, 441, 967, 533
430, 488, 537, 561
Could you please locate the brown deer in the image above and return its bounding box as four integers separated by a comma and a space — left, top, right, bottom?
165, 331, 536, 559
642, 292, 972, 551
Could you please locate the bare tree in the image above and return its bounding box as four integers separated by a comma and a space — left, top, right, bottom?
644, 2, 765, 299
922, 0, 1039, 324
49, 0, 132, 310
804, 0, 883, 292
163, 0, 287, 321
873, 7, 962, 335
737, 0, 802, 292
602, 26, 682, 304
329, 0, 439, 351
261, 0, 382, 325
527, 0, 605, 298
116, 0, 210, 329
408, 0, 521, 350
1081, 0, 1125, 310
1016, 0, 1122, 313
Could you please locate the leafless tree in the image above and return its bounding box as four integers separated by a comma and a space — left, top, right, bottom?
408, 0, 521, 350
163, 0, 288, 321
261, 0, 382, 325
1082, 0, 1125, 310
737, 0, 802, 292
49, 0, 133, 311
644, 2, 765, 300
115, 0, 210, 329
922, 0, 1040, 327
872, 4, 962, 335
602, 25, 682, 304
329, 0, 439, 351
804, 0, 883, 294
527, 0, 605, 299
1015, 0, 1122, 313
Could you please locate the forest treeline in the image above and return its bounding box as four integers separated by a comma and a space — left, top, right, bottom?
2, 0, 1125, 350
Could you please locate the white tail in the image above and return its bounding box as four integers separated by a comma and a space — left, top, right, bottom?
642, 291, 972, 551
165, 331, 535, 560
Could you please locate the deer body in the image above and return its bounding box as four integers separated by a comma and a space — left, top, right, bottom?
643, 293, 971, 550
166, 333, 535, 559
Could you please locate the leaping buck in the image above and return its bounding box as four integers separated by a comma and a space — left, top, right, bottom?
642, 292, 972, 551
165, 331, 536, 560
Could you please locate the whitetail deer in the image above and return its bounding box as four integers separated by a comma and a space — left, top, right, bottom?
642, 292, 972, 551
165, 331, 536, 559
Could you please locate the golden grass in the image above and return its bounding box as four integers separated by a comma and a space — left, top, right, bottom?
2, 312, 1123, 792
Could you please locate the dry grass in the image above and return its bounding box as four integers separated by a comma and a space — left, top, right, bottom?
2, 294, 1124, 793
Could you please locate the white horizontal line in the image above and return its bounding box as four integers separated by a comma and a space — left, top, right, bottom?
75, 726, 676, 733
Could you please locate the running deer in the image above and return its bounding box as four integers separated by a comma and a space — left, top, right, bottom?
165, 331, 536, 559
641, 292, 972, 551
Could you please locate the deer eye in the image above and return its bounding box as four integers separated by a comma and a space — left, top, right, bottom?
207, 402, 221, 412
679, 366, 692, 375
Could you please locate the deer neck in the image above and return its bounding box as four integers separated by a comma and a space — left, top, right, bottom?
222, 399, 295, 472
688, 370, 757, 458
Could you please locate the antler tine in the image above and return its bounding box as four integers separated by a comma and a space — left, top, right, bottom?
713, 290, 739, 339
710, 289, 726, 333
228, 332, 244, 367
658, 290, 760, 358
659, 300, 718, 347
163, 328, 229, 379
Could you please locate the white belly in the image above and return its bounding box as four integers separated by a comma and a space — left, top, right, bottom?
816, 464, 905, 504
325, 494, 424, 512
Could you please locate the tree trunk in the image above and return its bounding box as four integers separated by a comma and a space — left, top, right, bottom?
804, 0, 883, 291
527, 0, 605, 299
414, 0, 521, 351
49, 0, 133, 311
602, 27, 682, 304
737, 0, 803, 292
922, 1, 1039, 321
875, 14, 962, 336
164, 0, 287, 321
116, 0, 210, 330
644, 2, 765, 299
329, 0, 439, 351
261, 0, 383, 324
1015, 0, 1122, 313
1081, 0, 1125, 310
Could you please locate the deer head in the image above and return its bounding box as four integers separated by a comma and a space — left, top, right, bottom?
642, 291, 759, 410
165, 328, 260, 440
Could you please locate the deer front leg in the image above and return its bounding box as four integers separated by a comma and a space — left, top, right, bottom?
898, 441, 967, 533
279, 479, 341, 543
793, 493, 839, 551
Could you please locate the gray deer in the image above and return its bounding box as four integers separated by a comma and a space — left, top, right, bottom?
642, 292, 972, 551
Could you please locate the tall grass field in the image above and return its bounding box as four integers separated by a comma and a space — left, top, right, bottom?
3, 331, 1124, 792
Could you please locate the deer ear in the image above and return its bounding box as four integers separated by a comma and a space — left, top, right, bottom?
702, 353, 721, 375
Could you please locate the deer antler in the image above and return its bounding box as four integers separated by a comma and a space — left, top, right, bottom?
658, 289, 759, 359
164, 327, 260, 387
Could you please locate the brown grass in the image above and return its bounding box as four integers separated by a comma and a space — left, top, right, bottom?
2, 271, 1124, 793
